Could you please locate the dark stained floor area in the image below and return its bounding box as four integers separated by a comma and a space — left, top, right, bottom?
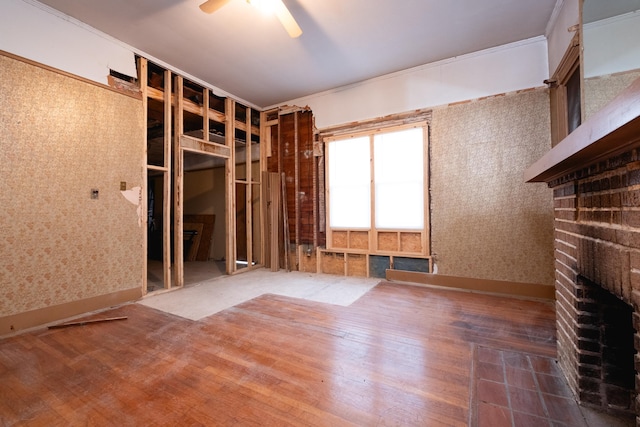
0, 281, 630, 426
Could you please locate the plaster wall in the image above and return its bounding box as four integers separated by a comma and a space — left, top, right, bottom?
545, 0, 580, 76
283, 37, 550, 129
0, 0, 136, 83
583, 12, 640, 79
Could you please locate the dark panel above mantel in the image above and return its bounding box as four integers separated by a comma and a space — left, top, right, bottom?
525, 76, 640, 183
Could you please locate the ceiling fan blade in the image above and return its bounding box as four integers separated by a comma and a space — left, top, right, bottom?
273, 0, 302, 38
199, 0, 232, 14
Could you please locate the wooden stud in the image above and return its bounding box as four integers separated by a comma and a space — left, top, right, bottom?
225, 98, 235, 275
294, 111, 300, 270
246, 108, 253, 270
203, 87, 209, 142
281, 172, 290, 272
272, 173, 281, 271
139, 57, 149, 296
174, 75, 184, 288
179, 135, 231, 158
163, 69, 173, 289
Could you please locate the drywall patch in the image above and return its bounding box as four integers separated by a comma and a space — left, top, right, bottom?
121, 186, 142, 226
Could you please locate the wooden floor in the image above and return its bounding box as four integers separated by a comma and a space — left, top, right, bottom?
1, 281, 568, 426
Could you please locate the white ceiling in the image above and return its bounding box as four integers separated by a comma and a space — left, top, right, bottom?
37, 0, 559, 108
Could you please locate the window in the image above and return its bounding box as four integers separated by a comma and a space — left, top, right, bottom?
327, 136, 370, 228
549, 33, 582, 146
327, 126, 426, 230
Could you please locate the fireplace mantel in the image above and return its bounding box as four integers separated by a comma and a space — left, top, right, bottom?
525, 76, 640, 183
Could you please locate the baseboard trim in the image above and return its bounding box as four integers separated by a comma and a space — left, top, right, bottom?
0, 287, 142, 336
385, 270, 555, 300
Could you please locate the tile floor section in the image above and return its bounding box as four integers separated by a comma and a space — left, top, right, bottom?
472, 346, 633, 427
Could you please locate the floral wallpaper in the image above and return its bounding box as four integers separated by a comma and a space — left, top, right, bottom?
430, 88, 555, 285
0, 54, 144, 318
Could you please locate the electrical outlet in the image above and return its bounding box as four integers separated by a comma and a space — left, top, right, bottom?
91, 189, 99, 199
120, 181, 127, 191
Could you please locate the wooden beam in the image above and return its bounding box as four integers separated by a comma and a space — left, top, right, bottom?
180, 135, 231, 158
203, 87, 210, 142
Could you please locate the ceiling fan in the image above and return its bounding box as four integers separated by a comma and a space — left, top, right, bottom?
199, 0, 303, 38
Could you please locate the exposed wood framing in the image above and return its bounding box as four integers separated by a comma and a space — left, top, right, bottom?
180, 135, 231, 158
203, 86, 210, 142
245, 108, 253, 270
319, 109, 432, 139
281, 172, 290, 271
294, 111, 300, 269
140, 57, 149, 295
225, 98, 235, 274
174, 76, 184, 287
163, 69, 173, 289
271, 173, 280, 271
320, 117, 432, 277
146, 86, 225, 123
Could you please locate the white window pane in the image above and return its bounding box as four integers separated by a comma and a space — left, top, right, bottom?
375, 182, 423, 229
374, 128, 424, 229
328, 137, 371, 228
330, 187, 371, 228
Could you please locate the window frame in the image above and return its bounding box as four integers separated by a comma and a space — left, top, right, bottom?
324, 122, 430, 255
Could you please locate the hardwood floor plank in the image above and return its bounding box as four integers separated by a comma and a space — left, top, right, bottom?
0, 281, 558, 426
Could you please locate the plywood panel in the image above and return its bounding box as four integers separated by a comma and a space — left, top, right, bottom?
321, 252, 345, 275
349, 231, 369, 250
399, 232, 422, 253
298, 250, 317, 273
346, 253, 367, 277
377, 232, 398, 252
332, 231, 348, 248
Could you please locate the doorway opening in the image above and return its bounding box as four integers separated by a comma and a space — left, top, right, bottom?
182, 150, 227, 285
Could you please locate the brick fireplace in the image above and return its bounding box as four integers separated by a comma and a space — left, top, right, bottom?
550, 154, 639, 417
526, 77, 640, 424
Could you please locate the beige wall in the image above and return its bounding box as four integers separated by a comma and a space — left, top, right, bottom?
430, 88, 555, 285
0, 54, 144, 320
